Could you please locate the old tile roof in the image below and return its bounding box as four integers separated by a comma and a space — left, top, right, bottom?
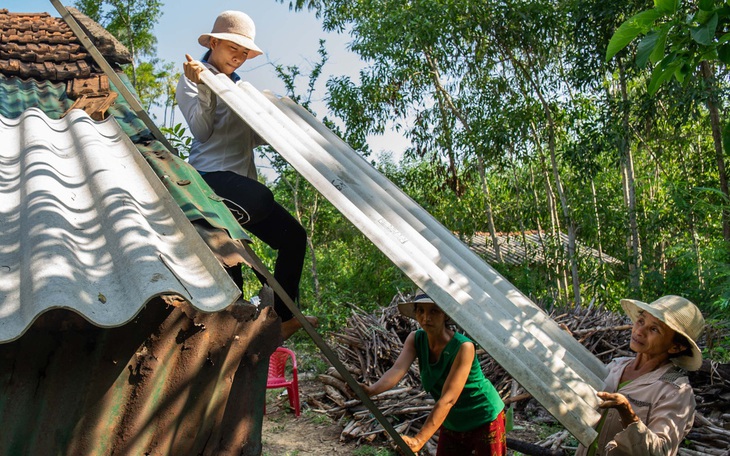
0, 8, 131, 81
466, 230, 622, 265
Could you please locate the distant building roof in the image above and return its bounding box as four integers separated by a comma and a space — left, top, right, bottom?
465, 230, 622, 266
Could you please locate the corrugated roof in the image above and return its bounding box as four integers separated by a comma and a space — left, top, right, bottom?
0, 107, 241, 342
466, 230, 623, 266
0, 74, 72, 117
0, 72, 249, 242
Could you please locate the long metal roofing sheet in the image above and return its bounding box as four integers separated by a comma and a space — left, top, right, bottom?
199, 71, 606, 447
0, 107, 240, 342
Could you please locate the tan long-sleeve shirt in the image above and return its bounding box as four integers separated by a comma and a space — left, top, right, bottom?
576, 357, 696, 456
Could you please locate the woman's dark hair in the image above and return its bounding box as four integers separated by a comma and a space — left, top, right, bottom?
669, 332, 693, 359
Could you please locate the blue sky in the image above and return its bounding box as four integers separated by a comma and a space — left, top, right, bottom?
5, 0, 410, 160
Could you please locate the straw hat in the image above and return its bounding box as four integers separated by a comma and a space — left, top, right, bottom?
198, 11, 263, 58
620, 295, 705, 371
397, 290, 434, 319
397, 290, 454, 324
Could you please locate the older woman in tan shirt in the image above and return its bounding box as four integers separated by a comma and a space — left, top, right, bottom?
576, 295, 705, 456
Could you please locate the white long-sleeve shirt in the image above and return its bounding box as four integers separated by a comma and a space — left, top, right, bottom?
175, 62, 263, 179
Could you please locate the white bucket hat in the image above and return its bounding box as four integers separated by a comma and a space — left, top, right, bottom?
621, 295, 705, 371
198, 11, 263, 59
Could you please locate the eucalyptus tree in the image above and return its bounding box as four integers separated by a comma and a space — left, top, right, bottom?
278, 0, 594, 306
562, 0, 656, 296
607, 0, 730, 241
571, 0, 729, 307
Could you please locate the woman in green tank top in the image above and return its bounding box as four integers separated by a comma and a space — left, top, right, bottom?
360, 291, 506, 455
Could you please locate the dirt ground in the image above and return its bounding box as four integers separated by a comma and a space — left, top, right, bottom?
261, 376, 552, 456
262, 376, 386, 455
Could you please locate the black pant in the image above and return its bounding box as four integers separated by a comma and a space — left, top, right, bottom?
203, 171, 306, 322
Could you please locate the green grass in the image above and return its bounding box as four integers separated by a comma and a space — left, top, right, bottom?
283, 336, 332, 376
303, 408, 333, 425
352, 446, 397, 456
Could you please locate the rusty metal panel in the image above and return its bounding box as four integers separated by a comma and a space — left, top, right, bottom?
0, 297, 280, 456
0, 107, 241, 343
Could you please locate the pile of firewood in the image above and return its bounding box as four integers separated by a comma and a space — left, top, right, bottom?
308, 300, 730, 455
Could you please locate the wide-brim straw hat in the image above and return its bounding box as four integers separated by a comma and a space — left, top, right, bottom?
621, 295, 705, 371
198, 11, 263, 59
397, 290, 453, 323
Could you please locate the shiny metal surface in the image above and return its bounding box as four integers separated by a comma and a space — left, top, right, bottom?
201, 70, 604, 447
0, 107, 240, 343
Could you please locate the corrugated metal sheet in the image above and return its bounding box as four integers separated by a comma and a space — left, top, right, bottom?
0, 72, 249, 241
200, 70, 606, 447
0, 75, 73, 118
0, 107, 240, 342
466, 230, 623, 266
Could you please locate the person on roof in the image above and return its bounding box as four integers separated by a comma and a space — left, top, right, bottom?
176, 10, 317, 341
576, 295, 705, 456
361, 290, 506, 455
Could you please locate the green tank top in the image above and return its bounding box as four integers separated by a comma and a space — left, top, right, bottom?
415, 329, 504, 432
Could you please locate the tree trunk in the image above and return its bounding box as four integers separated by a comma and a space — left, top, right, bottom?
507, 46, 580, 306
590, 179, 604, 264
618, 63, 642, 294
435, 89, 461, 195
530, 121, 570, 305
680, 141, 705, 287
292, 175, 323, 309
423, 48, 504, 260
510, 151, 529, 253
529, 164, 558, 292
477, 157, 504, 263
700, 61, 730, 242
307, 196, 323, 307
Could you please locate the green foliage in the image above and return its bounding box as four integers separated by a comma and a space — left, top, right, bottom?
352, 446, 397, 456
606, 9, 666, 61
607, 0, 730, 93
74, 0, 171, 106
160, 123, 192, 158
99, 0, 162, 59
